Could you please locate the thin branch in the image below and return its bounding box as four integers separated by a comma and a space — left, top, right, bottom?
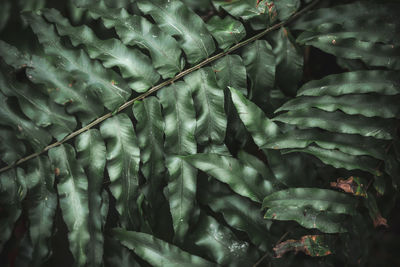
0, 0, 320, 174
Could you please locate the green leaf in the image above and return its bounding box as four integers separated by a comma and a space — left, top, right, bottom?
104, 237, 141, 267
284, 145, 380, 174
0, 168, 26, 252
242, 40, 275, 106
75, 129, 108, 267
294, 2, 400, 69
133, 97, 165, 211
270, 27, 303, 96
273, 108, 396, 140
228, 86, 314, 187
228, 86, 279, 147
294, 2, 400, 45
262, 188, 357, 215
100, 114, 140, 229
276, 94, 400, 119
43, 8, 160, 92
184, 67, 227, 145
264, 206, 348, 233
0, 0, 11, 31
112, 228, 216, 267
48, 144, 89, 266
0, 40, 105, 124
158, 81, 197, 241
85, 2, 184, 78
206, 16, 246, 51
262, 128, 388, 160
189, 215, 259, 266
274, 0, 300, 21
24, 11, 131, 112
297, 35, 400, 70
297, 70, 400, 97
212, 0, 276, 30
137, 0, 216, 64
0, 127, 26, 165
298, 20, 398, 46
0, 60, 77, 140
201, 180, 272, 251
184, 153, 273, 202
237, 150, 276, 182
213, 55, 247, 95
23, 157, 56, 266
0, 92, 52, 151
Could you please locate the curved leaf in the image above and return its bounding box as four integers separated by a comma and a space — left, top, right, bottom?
0, 60, 77, 140
24, 12, 131, 112
228, 86, 279, 147
201, 181, 272, 251
0, 40, 103, 124
113, 228, 216, 267
24, 157, 57, 266
276, 94, 400, 119
298, 35, 400, 70
0, 92, 52, 151
184, 153, 273, 203
189, 215, 259, 266
43, 8, 160, 92
48, 144, 89, 266
75, 129, 108, 267
294, 2, 400, 44
158, 81, 197, 241
273, 108, 396, 140
0, 127, 26, 165
133, 97, 165, 209
262, 188, 357, 215
265, 206, 348, 233
184, 67, 227, 145
137, 0, 215, 64
284, 145, 380, 174
213, 55, 247, 95
85, 3, 183, 79
262, 128, 388, 160
100, 114, 140, 229
0, 168, 26, 252
297, 70, 400, 97
270, 27, 303, 96
212, 0, 276, 30
242, 40, 275, 105
206, 16, 246, 51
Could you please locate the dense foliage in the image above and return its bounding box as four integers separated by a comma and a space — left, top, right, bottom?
0, 0, 399, 266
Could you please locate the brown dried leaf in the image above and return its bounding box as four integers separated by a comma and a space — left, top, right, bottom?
330, 176, 367, 197
273, 235, 332, 258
